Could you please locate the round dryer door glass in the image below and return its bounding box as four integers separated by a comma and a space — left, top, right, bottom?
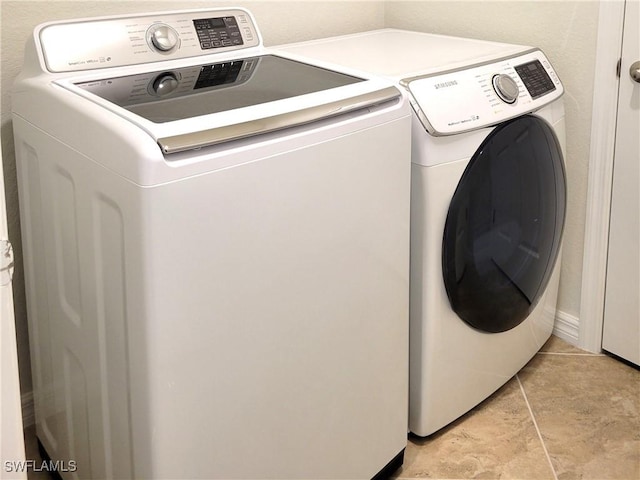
442, 115, 566, 333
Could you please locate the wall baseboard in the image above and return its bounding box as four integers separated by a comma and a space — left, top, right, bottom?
553, 310, 580, 347
21, 390, 35, 428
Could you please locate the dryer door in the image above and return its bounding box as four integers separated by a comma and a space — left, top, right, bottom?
442, 115, 566, 333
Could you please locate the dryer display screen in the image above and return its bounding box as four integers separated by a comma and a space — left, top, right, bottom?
515, 60, 556, 99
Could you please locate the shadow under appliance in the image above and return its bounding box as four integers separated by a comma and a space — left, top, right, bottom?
12, 11, 411, 478
277, 29, 567, 436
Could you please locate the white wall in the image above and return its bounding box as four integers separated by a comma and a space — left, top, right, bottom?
385, 0, 601, 334
0, 0, 385, 402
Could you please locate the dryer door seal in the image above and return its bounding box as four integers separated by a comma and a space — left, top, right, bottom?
442, 115, 566, 333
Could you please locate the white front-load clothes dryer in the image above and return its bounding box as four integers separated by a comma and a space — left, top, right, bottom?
12, 13, 411, 479
276, 29, 567, 436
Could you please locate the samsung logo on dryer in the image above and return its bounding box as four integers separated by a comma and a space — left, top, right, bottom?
434, 80, 458, 89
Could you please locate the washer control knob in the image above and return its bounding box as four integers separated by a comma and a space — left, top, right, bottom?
492, 74, 519, 104
148, 24, 179, 52
152, 73, 179, 96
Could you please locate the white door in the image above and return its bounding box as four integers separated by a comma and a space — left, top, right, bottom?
602, 0, 640, 366
1, 145, 27, 477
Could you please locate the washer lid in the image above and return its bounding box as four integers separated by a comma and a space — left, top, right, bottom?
72, 55, 363, 123
403, 49, 564, 135
55, 53, 400, 154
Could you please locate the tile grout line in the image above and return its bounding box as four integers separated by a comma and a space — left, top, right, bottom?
516, 374, 559, 480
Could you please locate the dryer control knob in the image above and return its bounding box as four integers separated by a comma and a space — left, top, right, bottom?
148, 24, 179, 53
492, 74, 519, 104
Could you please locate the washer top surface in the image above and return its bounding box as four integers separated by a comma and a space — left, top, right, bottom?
14, 9, 403, 159
277, 29, 529, 80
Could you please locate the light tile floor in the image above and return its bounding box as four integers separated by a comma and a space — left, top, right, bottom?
392, 336, 640, 480
22, 336, 639, 480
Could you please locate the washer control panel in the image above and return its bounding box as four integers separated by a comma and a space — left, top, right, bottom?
405, 49, 563, 135
38, 8, 260, 73
193, 17, 244, 50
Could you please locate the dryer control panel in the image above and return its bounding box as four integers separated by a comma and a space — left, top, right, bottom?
404, 49, 563, 135
37, 8, 261, 73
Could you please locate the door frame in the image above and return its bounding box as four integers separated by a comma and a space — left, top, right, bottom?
579, 0, 626, 353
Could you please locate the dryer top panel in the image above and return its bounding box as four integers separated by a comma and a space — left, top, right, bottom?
276, 29, 528, 80
275, 29, 564, 135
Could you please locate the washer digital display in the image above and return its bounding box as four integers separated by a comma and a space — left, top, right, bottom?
193, 16, 243, 50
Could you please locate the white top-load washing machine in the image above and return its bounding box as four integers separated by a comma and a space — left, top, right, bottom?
277, 29, 566, 436
12, 12, 411, 479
